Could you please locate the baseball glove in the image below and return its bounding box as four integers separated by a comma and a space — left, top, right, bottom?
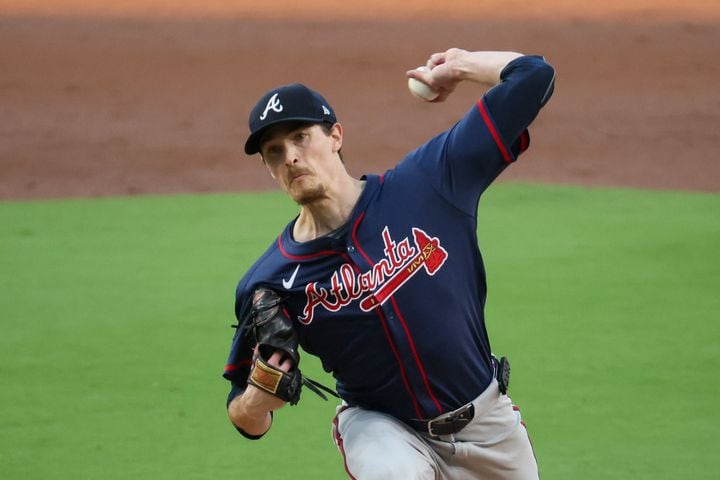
244, 287, 337, 405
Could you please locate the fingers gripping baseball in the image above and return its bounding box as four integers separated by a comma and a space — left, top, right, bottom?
406, 48, 469, 102
407, 67, 440, 102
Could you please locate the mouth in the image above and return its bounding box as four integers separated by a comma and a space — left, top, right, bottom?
289, 171, 310, 184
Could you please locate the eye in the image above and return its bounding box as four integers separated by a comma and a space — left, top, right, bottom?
295, 131, 309, 142
263, 145, 283, 159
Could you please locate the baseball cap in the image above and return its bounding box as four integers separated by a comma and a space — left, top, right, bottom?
244, 83, 337, 155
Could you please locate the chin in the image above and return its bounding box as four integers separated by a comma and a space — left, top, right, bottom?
291, 183, 327, 205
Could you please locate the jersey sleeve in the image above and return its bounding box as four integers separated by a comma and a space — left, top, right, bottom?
222, 243, 279, 392
222, 240, 288, 440
222, 278, 271, 439
398, 55, 555, 215
222, 278, 255, 393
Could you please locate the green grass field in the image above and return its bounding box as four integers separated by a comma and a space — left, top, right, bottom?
1, 184, 718, 479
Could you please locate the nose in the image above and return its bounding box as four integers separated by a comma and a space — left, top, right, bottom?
283, 143, 300, 166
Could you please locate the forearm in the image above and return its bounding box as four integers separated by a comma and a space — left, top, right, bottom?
453, 51, 524, 87
226, 348, 294, 438
227, 388, 275, 437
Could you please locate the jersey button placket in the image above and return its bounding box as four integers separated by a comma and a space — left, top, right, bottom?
343, 244, 361, 277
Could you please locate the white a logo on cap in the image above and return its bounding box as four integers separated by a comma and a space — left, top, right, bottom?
260, 93, 283, 120
322, 105, 331, 115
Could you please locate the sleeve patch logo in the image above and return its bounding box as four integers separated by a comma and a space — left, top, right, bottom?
299, 227, 448, 324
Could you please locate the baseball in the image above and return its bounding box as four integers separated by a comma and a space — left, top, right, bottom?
408, 66, 439, 102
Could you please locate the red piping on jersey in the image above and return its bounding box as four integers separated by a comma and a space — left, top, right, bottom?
351, 213, 369, 263
389, 296, 444, 416
477, 100, 512, 164
351, 212, 428, 418
519, 130, 529, 154
224, 359, 252, 372
374, 306, 423, 418
333, 407, 357, 480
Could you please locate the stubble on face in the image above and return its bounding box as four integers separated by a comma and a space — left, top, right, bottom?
287, 172, 327, 205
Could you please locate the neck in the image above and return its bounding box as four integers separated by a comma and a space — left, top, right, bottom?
293, 176, 365, 242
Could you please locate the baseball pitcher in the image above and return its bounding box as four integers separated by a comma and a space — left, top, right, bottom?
223, 48, 555, 479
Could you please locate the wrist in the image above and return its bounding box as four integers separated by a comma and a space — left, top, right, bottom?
461, 51, 524, 86
228, 389, 273, 435
240, 386, 275, 416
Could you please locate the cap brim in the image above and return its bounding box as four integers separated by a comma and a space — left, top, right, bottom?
244, 116, 329, 155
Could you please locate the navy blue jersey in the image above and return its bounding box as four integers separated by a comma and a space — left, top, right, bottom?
224, 55, 555, 422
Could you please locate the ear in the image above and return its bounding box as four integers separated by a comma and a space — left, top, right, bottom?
330, 123, 343, 153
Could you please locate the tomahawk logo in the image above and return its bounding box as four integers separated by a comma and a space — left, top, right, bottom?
260, 93, 283, 120
298, 227, 448, 324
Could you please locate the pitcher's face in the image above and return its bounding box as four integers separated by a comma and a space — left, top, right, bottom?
260, 123, 343, 205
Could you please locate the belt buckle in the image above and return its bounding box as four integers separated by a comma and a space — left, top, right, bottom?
426, 416, 444, 437
426, 403, 473, 436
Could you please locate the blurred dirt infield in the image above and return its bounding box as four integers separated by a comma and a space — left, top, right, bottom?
1, 1, 719, 199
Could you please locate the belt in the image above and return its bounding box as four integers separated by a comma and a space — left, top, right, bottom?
407, 402, 475, 437
407, 356, 510, 436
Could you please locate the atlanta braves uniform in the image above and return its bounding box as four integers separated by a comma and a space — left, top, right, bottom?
224, 54, 555, 479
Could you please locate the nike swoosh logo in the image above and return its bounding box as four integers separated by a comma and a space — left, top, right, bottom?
282, 264, 301, 289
